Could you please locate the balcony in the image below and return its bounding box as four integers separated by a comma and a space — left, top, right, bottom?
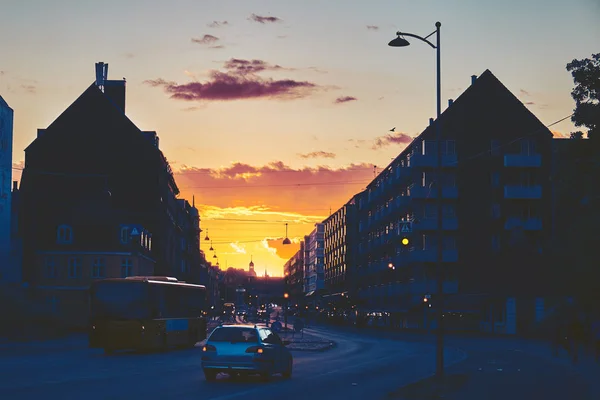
412, 217, 458, 231
504, 154, 542, 168
504, 185, 542, 199
504, 217, 543, 230
411, 153, 458, 168
408, 185, 458, 199
409, 248, 458, 263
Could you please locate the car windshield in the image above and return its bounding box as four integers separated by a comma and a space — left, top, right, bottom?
209, 328, 258, 343
91, 281, 151, 320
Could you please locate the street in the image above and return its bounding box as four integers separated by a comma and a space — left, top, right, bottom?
1, 324, 598, 400
0, 325, 463, 400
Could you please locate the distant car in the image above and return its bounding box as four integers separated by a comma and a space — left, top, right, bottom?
201, 324, 293, 382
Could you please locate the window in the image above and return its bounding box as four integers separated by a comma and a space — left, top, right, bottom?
490, 172, 500, 187
424, 203, 437, 219
180, 238, 186, 251
490, 140, 501, 156
68, 257, 82, 278
491, 204, 501, 219
181, 259, 187, 273
57, 225, 73, 244
422, 234, 428, 250
120, 226, 130, 244
45, 257, 57, 278
121, 258, 133, 277
92, 257, 106, 278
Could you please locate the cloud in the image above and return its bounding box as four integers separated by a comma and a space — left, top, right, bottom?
366, 25, 379, 30
191, 34, 220, 45
334, 96, 357, 104
248, 13, 282, 24
519, 89, 531, 96
174, 161, 374, 211
298, 151, 336, 159
223, 58, 290, 75
277, 35, 287, 39
208, 20, 229, 28
552, 130, 568, 138
20, 84, 36, 94
371, 132, 414, 149
122, 53, 135, 59
144, 58, 322, 102
524, 101, 535, 105
230, 242, 247, 254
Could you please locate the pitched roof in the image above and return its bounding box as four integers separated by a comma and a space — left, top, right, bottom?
0, 94, 13, 111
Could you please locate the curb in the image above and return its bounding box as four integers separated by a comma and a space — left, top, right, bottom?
288, 341, 337, 352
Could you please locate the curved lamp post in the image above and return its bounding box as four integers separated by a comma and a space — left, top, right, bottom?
282, 223, 291, 245
389, 21, 445, 382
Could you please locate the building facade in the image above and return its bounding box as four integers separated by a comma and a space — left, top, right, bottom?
0, 95, 15, 283
304, 223, 325, 295
323, 198, 358, 295
354, 70, 553, 334
18, 62, 206, 327
283, 241, 305, 300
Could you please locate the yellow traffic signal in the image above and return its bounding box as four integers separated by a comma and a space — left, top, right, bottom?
401, 237, 410, 246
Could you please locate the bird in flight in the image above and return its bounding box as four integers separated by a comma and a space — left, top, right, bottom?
390, 127, 396, 132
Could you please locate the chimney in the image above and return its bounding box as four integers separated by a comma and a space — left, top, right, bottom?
448, 99, 454, 107
95, 62, 108, 89
471, 75, 477, 85
429, 118, 434, 126
12, 181, 18, 191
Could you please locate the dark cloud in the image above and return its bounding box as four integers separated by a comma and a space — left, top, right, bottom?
144, 58, 322, 102
208, 20, 229, 28
298, 151, 336, 159
248, 13, 282, 24
334, 96, 357, 104
209, 45, 225, 50
519, 89, 531, 96
191, 35, 220, 45
366, 25, 379, 30
371, 132, 413, 149
524, 101, 535, 105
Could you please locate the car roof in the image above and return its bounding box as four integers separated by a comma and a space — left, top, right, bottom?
216, 324, 259, 330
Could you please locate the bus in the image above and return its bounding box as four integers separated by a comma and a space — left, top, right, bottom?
89, 276, 207, 354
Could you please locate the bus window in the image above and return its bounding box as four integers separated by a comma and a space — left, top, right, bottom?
91, 281, 150, 320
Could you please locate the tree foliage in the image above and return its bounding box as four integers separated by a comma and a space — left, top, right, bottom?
566, 53, 600, 141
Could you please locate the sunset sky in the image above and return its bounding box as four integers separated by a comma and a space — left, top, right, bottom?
2, 0, 599, 276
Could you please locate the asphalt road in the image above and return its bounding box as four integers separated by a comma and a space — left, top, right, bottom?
0, 327, 464, 400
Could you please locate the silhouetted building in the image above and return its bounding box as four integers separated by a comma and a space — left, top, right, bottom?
0, 95, 15, 283
323, 197, 358, 295
354, 70, 553, 335
304, 223, 325, 297
284, 241, 305, 300
18, 62, 205, 328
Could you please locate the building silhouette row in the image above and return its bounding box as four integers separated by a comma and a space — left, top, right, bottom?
283, 70, 599, 335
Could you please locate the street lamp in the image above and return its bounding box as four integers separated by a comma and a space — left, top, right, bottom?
389, 21, 445, 382
282, 223, 291, 245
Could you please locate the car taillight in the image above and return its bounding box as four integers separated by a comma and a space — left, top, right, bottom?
245, 346, 264, 354
202, 344, 216, 352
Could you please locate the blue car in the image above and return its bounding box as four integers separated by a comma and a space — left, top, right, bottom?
201, 324, 293, 382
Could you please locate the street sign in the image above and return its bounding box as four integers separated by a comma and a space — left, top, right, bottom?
400, 221, 412, 233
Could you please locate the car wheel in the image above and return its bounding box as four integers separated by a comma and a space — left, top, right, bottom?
282, 358, 293, 378
204, 369, 218, 382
